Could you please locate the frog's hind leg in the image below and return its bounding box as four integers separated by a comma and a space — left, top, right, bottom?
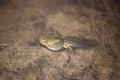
63, 44, 74, 54
63, 44, 76, 62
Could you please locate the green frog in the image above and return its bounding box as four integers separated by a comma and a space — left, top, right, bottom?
39, 33, 98, 53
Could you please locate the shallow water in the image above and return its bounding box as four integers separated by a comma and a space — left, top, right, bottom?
0, 0, 119, 80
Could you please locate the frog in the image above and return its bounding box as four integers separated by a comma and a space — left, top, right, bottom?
39, 33, 98, 53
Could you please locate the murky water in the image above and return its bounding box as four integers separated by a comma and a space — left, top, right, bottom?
0, 0, 119, 80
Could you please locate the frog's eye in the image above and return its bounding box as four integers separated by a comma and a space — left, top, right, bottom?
42, 39, 48, 43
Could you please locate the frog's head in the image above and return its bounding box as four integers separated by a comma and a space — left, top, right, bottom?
39, 33, 62, 47
39, 35, 50, 46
